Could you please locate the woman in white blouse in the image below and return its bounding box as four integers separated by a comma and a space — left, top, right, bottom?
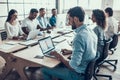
5, 9, 26, 40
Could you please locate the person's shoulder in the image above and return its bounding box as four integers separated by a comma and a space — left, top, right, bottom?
5, 22, 11, 26
93, 25, 101, 30
5, 21, 8, 24
22, 17, 28, 22
37, 16, 41, 20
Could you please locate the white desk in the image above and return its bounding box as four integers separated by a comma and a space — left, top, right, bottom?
0, 27, 73, 80
12, 40, 72, 80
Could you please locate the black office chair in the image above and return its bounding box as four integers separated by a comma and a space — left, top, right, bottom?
103, 34, 119, 71
56, 57, 98, 80
84, 56, 98, 80
0, 31, 7, 40
109, 33, 119, 54
94, 38, 113, 80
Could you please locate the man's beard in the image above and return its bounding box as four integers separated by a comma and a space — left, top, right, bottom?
72, 22, 76, 30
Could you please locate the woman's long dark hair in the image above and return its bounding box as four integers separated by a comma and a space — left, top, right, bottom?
92, 9, 106, 29
6, 9, 17, 22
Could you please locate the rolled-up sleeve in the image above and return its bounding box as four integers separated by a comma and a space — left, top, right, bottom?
69, 34, 85, 70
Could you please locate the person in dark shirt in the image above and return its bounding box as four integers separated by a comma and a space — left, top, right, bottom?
49, 8, 57, 27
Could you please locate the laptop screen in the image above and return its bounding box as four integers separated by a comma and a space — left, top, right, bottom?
38, 36, 55, 54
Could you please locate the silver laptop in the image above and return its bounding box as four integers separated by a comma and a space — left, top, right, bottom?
26, 30, 39, 40
38, 36, 59, 58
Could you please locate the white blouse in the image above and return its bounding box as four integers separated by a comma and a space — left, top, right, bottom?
5, 21, 24, 39
105, 17, 118, 39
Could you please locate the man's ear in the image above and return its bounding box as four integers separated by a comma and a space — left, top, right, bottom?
73, 17, 79, 23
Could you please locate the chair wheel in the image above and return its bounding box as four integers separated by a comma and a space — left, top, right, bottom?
110, 76, 112, 80
115, 60, 118, 64
113, 66, 116, 71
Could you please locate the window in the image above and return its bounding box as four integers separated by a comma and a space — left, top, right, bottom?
0, 0, 7, 2
78, 0, 88, 9
62, 0, 77, 13
64, 0, 77, 9
0, 4, 8, 16
0, 0, 56, 30
89, 0, 102, 9
8, 4, 24, 15
113, 0, 120, 10
78, 0, 102, 9
0, 17, 6, 29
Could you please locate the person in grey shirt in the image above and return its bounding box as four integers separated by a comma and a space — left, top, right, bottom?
91, 9, 106, 60
41, 6, 98, 80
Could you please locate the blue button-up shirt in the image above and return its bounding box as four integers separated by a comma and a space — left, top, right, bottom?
49, 15, 56, 26
69, 24, 97, 73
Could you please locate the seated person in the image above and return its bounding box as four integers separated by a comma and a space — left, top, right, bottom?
37, 8, 52, 31
105, 7, 118, 39
91, 9, 106, 60
5, 9, 26, 40
41, 6, 97, 80
49, 8, 57, 27
21, 8, 42, 35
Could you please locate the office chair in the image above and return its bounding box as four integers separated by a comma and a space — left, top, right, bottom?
109, 33, 119, 54
103, 33, 119, 71
94, 38, 112, 80
56, 57, 98, 80
84, 56, 98, 80
0, 31, 7, 40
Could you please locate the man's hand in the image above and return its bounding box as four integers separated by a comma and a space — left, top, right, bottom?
50, 51, 63, 60
61, 49, 72, 55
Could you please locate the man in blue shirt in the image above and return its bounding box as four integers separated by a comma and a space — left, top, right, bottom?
37, 8, 51, 31
49, 8, 57, 27
41, 6, 98, 80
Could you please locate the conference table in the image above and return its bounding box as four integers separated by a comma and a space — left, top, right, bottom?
0, 27, 73, 80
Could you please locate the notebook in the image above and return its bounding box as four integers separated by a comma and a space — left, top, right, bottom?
38, 36, 60, 58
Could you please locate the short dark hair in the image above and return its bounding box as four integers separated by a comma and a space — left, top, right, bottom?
30, 8, 38, 13
92, 9, 106, 29
67, 6, 85, 22
105, 7, 113, 17
39, 8, 45, 11
52, 8, 56, 12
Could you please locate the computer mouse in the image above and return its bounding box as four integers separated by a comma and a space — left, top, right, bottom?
47, 30, 51, 34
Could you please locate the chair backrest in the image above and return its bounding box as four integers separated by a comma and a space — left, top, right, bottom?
84, 57, 98, 80
96, 38, 112, 65
0, 31, 7, 40
102, 38, 112, 59
109, 34, 119, 49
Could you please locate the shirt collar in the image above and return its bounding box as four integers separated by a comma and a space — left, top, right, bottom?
75, 24, 86, 33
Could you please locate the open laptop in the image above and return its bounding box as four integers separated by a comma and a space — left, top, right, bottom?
26, 30, 40, 40
38, 36, 60, 58
19, 30, 40, 46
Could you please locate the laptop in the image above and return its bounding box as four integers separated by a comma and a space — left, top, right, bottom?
19, 30, 40, 46
38, 36, 60, 58
26, 30, 40, 40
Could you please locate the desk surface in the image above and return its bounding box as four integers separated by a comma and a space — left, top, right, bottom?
0, 28, 73, 80
0, 40, 27, 53
13, 39, 72, 68
13, 45, 60, 68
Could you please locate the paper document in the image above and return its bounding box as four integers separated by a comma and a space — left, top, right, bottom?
5, 41, 19, 45
19, 40, 38, 46
0, 44, 16, 50
52, 37, 66, 43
